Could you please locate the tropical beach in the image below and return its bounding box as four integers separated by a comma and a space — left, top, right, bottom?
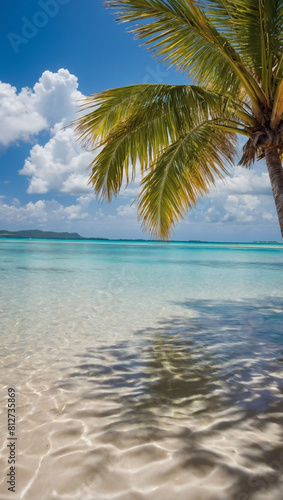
1, 0, 283, 499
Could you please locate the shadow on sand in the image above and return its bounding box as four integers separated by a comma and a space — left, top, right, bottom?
60, 297, 283, 499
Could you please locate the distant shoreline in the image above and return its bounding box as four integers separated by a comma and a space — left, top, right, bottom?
0, 229, 280, 244
0, 229, 206, 242
0, 229, 107, 241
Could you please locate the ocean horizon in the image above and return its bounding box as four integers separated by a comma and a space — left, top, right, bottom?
0, 235, 282, 244
0, 238, 282, 499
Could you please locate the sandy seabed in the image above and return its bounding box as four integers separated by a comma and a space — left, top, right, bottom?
1, 303, 283, 500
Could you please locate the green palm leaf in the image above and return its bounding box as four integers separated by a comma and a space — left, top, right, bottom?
73, 84, 247, 202
138, 121, 236, 238
105, 0, 267, 113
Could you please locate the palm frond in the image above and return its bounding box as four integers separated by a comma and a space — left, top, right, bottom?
138, 121, 237, 239
105, 0, 267, 114
271, 79, 283, 128
201, 1, 283, 92
73, 83, 248, 201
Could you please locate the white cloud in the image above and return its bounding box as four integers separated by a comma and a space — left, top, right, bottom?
262, 212, 275, 221
214, 166, 272, 196
0, 68, 83, 147
188, 163, 277, 227
0, 197, 90, 226
223, 194, 260, 223
76, 196, 92, 209
0, 68, 93, 196
32, 69, 83, 126
20, 126, 93, 194
61, 173, 91, 195
0, 83, 47, 146
119, 185, 141, 198
7, 69, 90, 195
117, 203, 137, 217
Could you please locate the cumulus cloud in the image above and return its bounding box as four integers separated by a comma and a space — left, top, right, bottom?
214, 166, 272, 196
0, 83, 47, 146
191, 164, 276, 226
0, 196, 91, 226
0, 68, 94, 196
20, 126, 93, 194
32, 69, 83, 126
3, 68, 96, 195
0, 68, 83, 147
223, 194, 261, 223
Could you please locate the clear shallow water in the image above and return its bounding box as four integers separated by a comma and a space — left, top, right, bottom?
0, 239, 282, 500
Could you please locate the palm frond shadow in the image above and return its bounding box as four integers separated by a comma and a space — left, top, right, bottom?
60, 297, 283, 499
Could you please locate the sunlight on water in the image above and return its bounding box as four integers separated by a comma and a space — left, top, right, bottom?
0, 239, 282, 499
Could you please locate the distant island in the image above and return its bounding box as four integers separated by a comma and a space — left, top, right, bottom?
252, 240, 279, 243
0, 230, 207, 243
0, 229, 108, 240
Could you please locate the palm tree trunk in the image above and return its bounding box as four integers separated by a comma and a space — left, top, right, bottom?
265, 148, 283, 239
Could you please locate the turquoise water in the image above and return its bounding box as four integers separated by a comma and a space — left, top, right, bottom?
0, 239, 283, 500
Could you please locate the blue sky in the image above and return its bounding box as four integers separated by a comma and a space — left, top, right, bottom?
0, 0, 281, 241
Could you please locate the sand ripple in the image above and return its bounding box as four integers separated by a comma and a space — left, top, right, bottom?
0, 298, 283, 499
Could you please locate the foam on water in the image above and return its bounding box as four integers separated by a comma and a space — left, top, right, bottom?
0, 239, 282, 499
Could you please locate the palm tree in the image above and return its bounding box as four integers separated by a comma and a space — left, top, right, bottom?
73, 0, 283, 239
